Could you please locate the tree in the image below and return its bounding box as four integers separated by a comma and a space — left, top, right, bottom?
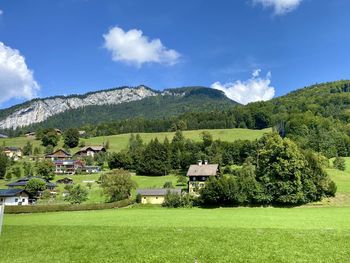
64, 128, 80, 148
0, 153, 8, 179
23, 162, 33, 176
108, 151, 132, 170
25, 178, 46, 196
36, 160, 55, 180
44, 145, 54, 155
201, 131, 213, 148
33, 147, 42, 155
64, 184, 88, 204
23, 141, 33, 156
41, 130, 59, 147
333, 157, 346, 171
176, 175, 187, 186
95, 151, 108, 167
5, 170, 12, 181
138, 138, 170, 176
100, 169, 137, 202
12, 166, 22, 178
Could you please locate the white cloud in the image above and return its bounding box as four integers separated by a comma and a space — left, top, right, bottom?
0, 10, 3, 16
103, 26, 180, 67
253, 0, 303, 15
0, 42, 40, 104
211, 69, 275, 105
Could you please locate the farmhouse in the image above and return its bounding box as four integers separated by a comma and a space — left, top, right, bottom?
137, 188, 182, 204
75, 146, 106, 157
0, 189, 30, 206
187, 160, 219, 195
54, 159, 84, 174
7, 177, 56, 191
81, 166, 101, 174
45, 149, 72, 161
0, 133, 8, 138
3, 147, 22, 161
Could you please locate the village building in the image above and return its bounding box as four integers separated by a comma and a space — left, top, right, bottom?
0, 189, 30, 206
45, 149, 72, 161
81, 166, 101, 174
187, 160, 219, 195
54, 160, 84, 174
25, 131, 36, 137
137, 188, 182, 204
75, 146, 106, 157
3, 147, 22, 161
0, 133, 8, 138
7, 177, 56, 191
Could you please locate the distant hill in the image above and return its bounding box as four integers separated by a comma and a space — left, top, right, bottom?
0, 85, 237, 130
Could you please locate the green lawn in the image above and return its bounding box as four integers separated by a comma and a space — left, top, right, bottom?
1, 207, 350, 262
0, 128, 271, 153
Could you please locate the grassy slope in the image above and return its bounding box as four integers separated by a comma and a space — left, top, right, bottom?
0, 128, 271, 153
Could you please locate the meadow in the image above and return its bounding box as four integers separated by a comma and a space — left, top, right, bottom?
1, 161, 350, 262
0, 128, 271, 153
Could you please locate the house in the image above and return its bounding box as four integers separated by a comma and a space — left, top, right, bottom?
54, 160, 83, 174
7, 177, 56, 191
81, 166, 101, 174
0, 133, 8, 138
75, 146, 106, 157
136, 188, 182, 204
25, 131, 36, 137
0, 189, 30, 206
187, 160, 219, 195
3, 147, 22, 161
56, 177, 73, 184
45, 149, 72, 161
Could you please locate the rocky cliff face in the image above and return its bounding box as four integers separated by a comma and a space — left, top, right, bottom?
0, 86, 158, 129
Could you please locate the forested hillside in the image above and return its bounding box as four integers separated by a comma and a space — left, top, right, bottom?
3, 80, 350, 158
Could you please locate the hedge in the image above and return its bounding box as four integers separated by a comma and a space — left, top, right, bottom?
4, 199, 133, 214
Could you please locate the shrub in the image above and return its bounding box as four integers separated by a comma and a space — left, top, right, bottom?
163, 181, 174, 189
64, 184, 88, 204
136, 193, 142, 203
4, 199, 133, 214
162, 192, 193, 208
333, 157, 346, 171
25, 178, 47, 196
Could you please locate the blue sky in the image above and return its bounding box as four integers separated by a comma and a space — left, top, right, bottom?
0, 0, 350, 108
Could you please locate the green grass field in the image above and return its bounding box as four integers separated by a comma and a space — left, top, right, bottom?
0, 128, 271, 153
2, 133, 350, 263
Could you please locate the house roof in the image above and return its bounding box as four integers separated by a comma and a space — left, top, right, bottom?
0, 189, 29, 197
46, 149, 72, 158
75, 146, 106, 155
6, 177, 56, 188
186, 164, 219, 177
4, 146, 21, 151
136, 188, 182, 196
0, 133, 8, 138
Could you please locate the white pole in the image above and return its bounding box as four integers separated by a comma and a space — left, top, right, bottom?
0, 203, 4, 235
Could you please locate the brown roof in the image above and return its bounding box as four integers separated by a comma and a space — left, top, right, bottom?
78, 146, 105, 152
46, 149, 72, 158
186, 164, 218, 177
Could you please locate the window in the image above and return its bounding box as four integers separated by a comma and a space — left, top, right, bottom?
143, 197, 146, 199
15, 198, 18, 202
22, 199, 25, 202
0, 198, 3, 202
156, 197, 158, 199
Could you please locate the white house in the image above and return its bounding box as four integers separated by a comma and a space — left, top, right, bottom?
0, 189, 30, 206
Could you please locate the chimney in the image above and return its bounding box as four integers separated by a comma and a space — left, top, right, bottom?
198, 160, 202, 166
204, 160, 208, 165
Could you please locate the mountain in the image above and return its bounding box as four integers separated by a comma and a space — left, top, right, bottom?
0, 85, 237, 130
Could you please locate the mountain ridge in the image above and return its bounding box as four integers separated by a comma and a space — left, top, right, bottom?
0, 85, 235, 130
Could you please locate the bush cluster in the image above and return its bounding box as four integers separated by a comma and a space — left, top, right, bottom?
4, 199, 133, 214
